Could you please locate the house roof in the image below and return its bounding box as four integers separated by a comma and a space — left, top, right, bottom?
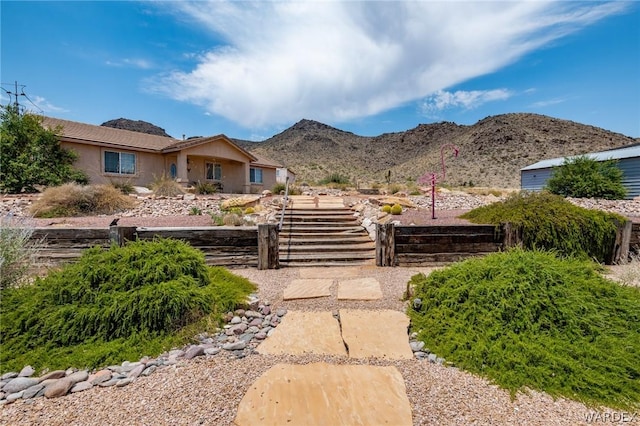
42, 116, 178, 152
250, 152, 284, 169
41, 116, 257, 161
521, 144, 640, 171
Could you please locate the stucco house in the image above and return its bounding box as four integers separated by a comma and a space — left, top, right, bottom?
42, 117, 292, 194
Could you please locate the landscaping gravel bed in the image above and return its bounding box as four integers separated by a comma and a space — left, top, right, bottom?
1, 266, 633, 426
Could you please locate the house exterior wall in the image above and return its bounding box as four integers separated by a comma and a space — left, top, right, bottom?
62, 141, 165, 187
521, 156, 640, 199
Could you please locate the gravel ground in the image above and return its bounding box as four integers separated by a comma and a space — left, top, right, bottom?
2, 266, 636, 426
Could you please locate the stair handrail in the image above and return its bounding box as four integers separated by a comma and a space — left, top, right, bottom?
278, 176, 290, 231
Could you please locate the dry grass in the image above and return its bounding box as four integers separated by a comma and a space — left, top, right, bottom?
150, 173, 184, 197
606, 252, 640, 288
29, 183, 137, 217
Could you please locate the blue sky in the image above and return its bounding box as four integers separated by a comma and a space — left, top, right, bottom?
2, 1, 639, 141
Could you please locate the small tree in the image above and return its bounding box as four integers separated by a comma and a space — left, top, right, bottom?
545, 155, 626, 200
0, 106, 88, 193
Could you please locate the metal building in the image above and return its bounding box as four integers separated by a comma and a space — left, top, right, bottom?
520, 144, 640, 199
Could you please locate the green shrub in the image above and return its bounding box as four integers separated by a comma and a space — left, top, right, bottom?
150, 173, 183, 197
244, 207, 255, 214
272, 183, 286, 195
194, 181, 219, 195
0, 238, 255, 372
110, 180, 135, 195
319, 173, 349, 185
460, 191, 624, 263
0, 106, 88, 194
390, 204, 403, 215
408, 249, 640, 410
381, 205, 392, 213
189, 206, 202, 216
29, 183, 137, 218
0, 216, 41, 290
211, 213, 224, 226
546, 156, 626, 200
388, 184, 403, 194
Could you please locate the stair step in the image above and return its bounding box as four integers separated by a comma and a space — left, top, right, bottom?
283, 215, 357, 222
280, 243, 376, 253
281, 222, 361, 227
280, 236, 373, 245
280, 259, 376, 267
285, 208, 353, 214
280, 226, 365, 233
279, 252, 376, 261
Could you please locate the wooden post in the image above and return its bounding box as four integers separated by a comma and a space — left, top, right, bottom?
258, 224, 279, 270
607, 220, 632, 265
376, 222, 395, 267
502, 222, 523, 249
109, 226, 137, 247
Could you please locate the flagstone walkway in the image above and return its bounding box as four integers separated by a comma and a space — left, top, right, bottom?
234, 267, 417, 425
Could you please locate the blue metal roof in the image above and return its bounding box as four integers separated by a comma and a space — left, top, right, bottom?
521, 144, 640, 171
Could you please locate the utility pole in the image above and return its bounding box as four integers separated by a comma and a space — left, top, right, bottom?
1, 81, 26, 111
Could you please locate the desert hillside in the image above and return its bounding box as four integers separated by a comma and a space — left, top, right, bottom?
234, 113, 637, 188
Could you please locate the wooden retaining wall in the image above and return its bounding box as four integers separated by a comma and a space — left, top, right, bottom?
31, 224, 279, 270
631, 223, 640, 254
376, 223, 504, 266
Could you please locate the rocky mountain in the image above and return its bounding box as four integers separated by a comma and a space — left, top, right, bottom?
235, 114, 637, 188
101, 118, 172, 138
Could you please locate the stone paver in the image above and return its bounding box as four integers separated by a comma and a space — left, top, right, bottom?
337, 277, 383, 300
283, 279, 333, 300
256, 311, 347, 356
234, 362, 412, 426
340, 309, 414, 359
289, 195, 345, 209
299, 267, 361, 279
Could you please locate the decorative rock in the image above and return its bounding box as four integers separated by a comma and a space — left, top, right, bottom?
3, 377, 39, 394
414, 351, 428, 360
230, 316, 242, 325
89, 369, 112, 385
234, 309, 246, 317
6, 392, 24, 403
276, 309, 287, 317
22, 384, 44, 399
247, 326, 260, 334
254, 332, 267, 340
412, 298, 423, 310
116, 378, 133, 387
184, 346, 205, 360
39, 379, 59, 388
260, 305, 271, 316
39, 370, 67, 381
239, 333, 255, 343
70, 381, 93, 393
98, 378, 120, 388
410, 341, 425, 352
128, 364, 146, 379
142, 365, 157, 376
248, 318, 262, 327
1, 372, 18, 381
428, 354, 438, 363
244, 310, 262, 318
205, 347, 221, 356
44, 378, 73, 398
66, 370, 89, 384
230, 323, 248, 335
222, 341, 246, 351
18, 366, 35, 377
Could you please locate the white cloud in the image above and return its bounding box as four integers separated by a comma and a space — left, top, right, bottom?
421, 89, 513, 117
28, 96, 69, 114
107, 58, 154, 69
529, 98, 568, 108
151, 1, 629, 128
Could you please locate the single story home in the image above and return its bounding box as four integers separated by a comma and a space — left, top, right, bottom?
520, 144, 640, 199
42, 117, 293, 194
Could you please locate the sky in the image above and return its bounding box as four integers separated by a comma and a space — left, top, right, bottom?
1, 1, 639, 141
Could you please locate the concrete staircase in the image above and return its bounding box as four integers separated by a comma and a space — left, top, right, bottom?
279, 196, 376, 267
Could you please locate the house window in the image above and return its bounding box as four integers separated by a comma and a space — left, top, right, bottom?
104, 151, 136, 175
206, 162, 222, 180
250, 167, 263, 184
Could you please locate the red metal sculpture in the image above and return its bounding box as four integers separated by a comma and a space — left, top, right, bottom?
418, 144, 460, 219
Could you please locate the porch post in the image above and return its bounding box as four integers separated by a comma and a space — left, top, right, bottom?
242, 162, 251, 194
176, 152, 189, 183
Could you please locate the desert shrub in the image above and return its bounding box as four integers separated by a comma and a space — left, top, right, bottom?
189, 206, 202, 216
272, 183, 286, 195
546, 156, 626, 200
0, 238, 255, 372
390, 204, 403, 215
222, 213, 243, 226
460, 191, 624, 262
319, 173, 349, 186
110, 180, 135, 195
381, 205, 392, 213
211, 213, 224, 226
244, 207, 255, 214
388, 184, 403, 194
29, 183, 137, 218
0, 216, 41, 290
408, 249, 640, 410
150, 173, 183, 197
194, 181, 218, 195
